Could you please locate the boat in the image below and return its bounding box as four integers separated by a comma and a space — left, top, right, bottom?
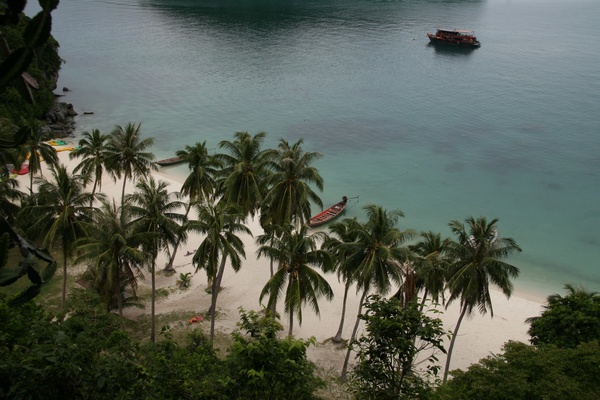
155, 156, 185, 166
427, 29, 481, 48
309, 196, 348, 227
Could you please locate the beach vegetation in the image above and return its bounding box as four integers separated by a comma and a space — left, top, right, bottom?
226, 308, 325, 399
20, 164, 97, 310
321, 217, 363, 342
74, 198, 146, 316
168, 141, 221, 270
442, 216, 521, 383
258, 224, 333, 336
349, 295, 448, 400
215, 130, 276, 219
104, 122, 156, 204
69, 128, 110, 206
17, 118, 59, 195
263, 138, 324, 228
339, 204, 415, 381
527, 283, 600, 348
188, 201, 251, 343
127, 177, 185, 342
435, 340, 600, 400
408, 231, 453, 309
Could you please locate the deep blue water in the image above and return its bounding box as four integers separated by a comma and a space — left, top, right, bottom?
31, 0, 600, 297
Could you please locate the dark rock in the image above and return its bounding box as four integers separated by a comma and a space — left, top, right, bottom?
62, 87, 70, 92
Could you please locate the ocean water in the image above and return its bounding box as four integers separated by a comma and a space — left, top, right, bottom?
31, 0, 600, 298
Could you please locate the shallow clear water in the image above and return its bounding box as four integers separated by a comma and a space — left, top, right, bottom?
35, 0, 600, 296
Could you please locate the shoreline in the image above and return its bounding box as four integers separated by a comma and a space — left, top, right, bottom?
19, 146, 546, 374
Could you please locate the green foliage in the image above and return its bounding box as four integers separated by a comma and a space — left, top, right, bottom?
349, 295, 448, 400
0, 1, 62, 123
225, 308, 325, 400
527, 284, 600, 348
435, 340, 600, 400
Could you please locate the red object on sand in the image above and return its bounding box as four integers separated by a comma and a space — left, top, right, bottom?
15, 164, 29, 175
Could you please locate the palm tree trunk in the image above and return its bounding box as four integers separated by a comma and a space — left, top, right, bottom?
165, 202, 191, 271
341, 288, 368, 382
89, 179, 98, 208
120, 172, 128, 206
443, 304, 468, 384
288, 312, 294, 336
150, 259, 156, 343
209, 256, 228, 343
61, 246, 68, 310
333, 281, 350, 342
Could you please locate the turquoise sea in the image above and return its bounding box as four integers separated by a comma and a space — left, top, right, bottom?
30, 0, 600, 298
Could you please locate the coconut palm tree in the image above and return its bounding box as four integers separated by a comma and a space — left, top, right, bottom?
19, 120, 58, 195
75, 198, 146, 317
70, 128, 109, 206
164, 141, 221, 271
442, 216, 521, 383
0, 175, 25, 224
263, 138, 323, 228
215, 131, 276, 219
105, 122, 156, 204
188, 201, 251, 343
409, 231, 452, 308
322, 217, 362, 342
258, 224, 333, 336
339, 204, 414, 381
24, 164, 100, 309
127, 177, 185, 342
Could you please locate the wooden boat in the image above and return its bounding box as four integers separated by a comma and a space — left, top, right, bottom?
155, 156, 185, 166
309, 196, 348, 227
427, 29, 481, 48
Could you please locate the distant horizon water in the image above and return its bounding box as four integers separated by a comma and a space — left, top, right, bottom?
32, 0, 600, 300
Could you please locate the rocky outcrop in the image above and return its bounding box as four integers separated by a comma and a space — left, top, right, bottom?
42, 101, 78, 138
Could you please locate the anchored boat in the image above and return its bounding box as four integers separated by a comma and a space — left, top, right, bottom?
427, 29, 481, 48
309, 196, 348, 227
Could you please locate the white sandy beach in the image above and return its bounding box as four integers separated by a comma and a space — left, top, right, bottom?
20, 146, 545, 376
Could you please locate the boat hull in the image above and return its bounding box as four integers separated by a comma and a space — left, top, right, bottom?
427, 34, 480, 48
156, 156, 185, 166
309, 199, 347, 227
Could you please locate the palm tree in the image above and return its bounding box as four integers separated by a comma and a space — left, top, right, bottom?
70, 128, 109, 206
322, 217, 362, 342
215, 131, 276, 219
127, 177, 185, 342
105, 122, 156, 204
75, 198, 146, 317
188, 201, 251, 343
19, 120, 59, 195
24, 164, 100, 309
0, 175, 25, 224
165, 141, 221, 271
409, 231, 452, 308
263, 138, 324, 228
339, 204, 414, 381
258, 224, 333, 336
442, 216, 521, 383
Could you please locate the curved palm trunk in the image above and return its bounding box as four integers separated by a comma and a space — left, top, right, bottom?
340, 288, 368, 382
165, 202, 192, 271
288, 311, 294, 336
120, 172, 129, 206
209, 255, 228, 343
443, 304, 468, 383
61, 246, 68, 310
89, 179, 99, 208
150, 258, 156, 343
333, 281, 351, 342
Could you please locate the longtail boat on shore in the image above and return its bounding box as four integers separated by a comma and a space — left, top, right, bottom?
156, 156, 185, 166
309, 196, 348, 227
